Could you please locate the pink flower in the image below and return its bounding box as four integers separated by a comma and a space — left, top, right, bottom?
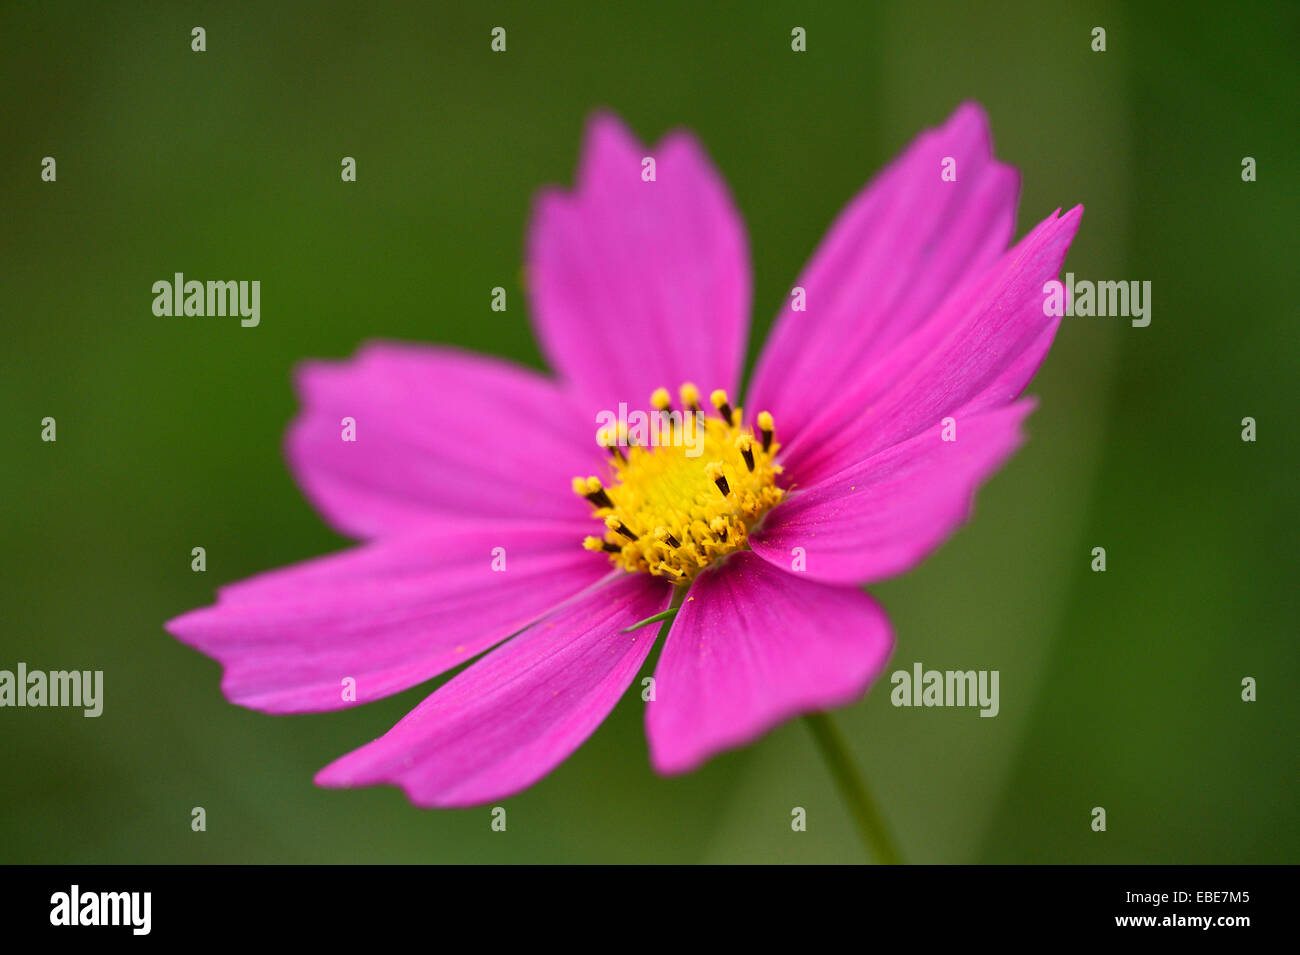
167, 103, 1081, 808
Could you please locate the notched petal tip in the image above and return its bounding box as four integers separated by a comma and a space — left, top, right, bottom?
949, 99, 994, 136
577, 109, 645, 190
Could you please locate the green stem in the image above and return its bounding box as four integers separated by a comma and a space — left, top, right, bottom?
624, 585, 688, 633
622, 608, 678, 633
803, 711, 903, 864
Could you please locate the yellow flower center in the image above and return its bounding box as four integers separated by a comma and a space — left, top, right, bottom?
573, 383, 783, 584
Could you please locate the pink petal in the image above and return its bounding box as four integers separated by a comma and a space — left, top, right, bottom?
526, 111, 750, 412
287, 341, 599, 539
746, 102, 1019, 443
646, 552, 894, 775
166, 519, 607, 714
750, 399, 1035, 585
961, 319, 1059, 416
315, 571, 671, 808
777, 205, 1082, 485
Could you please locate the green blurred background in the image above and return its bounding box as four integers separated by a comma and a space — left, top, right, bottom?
3, 1, 1296, 863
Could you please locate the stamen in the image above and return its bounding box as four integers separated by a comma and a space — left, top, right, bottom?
655, 526, 681, 549
680, 382, 701, 414
710, 389, 735, 425
572, 475, 614, 510
597, 426, 627, 462
705, 461, 730, 497
734, 434, 755, 472
650, 387, 675, 435
757, 410, 775, 453
584, 536, 622, 554
605, 516, 638, 541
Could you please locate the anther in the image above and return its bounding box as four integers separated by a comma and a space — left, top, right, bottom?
710, 389, 735, 425
710, 517, 729, 542
605, 437, 626, 461
680, 382, 701, 414
651, 387, 676, 433
584, 536, 622, 554
757, 411, 775, 453
734, 434, 755, 472
654, 526, 681, 549
605, 516, 638, 541
704, 461, 730, 497
573, 475, 614, 510
657, 563, 685, 582
596, 427, 626, 463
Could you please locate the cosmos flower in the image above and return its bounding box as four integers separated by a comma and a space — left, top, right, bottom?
167, 103, 1081, 808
